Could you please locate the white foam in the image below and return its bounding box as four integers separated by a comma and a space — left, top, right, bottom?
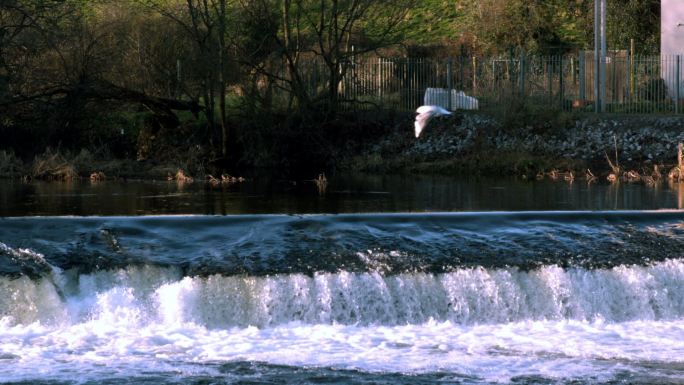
1, 318, 683, 383
1, 261, 683, 382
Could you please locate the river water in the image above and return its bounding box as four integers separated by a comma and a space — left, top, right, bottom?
1, 175, 683, 384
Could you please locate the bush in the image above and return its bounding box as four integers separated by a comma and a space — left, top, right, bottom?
493, 96, 578, 135
641, 78, 669, 102
0, 150, 25, 178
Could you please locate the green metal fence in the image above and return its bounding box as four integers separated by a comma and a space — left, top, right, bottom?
317, 54, 684, 114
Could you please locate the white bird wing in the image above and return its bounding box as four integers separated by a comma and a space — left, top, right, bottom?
414, 112, 430, 138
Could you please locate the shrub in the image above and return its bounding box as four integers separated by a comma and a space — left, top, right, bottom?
0, 150, 24, 178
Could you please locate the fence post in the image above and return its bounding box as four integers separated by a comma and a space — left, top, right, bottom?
509, 50, 515, 100
377, 57, 381, 101
612, 52, 617, 106
625, 50, 631, 103
599, 0, 607, 113
460, 56, 465, 91
472, 56, 477, 93
447, 57, 453, 110
548, 57, 553, 105
630, 39, 635, 96
677, 55, 681, 114
579, 51, 586, 102
176, 59, 182, 97
519, 53, 525, 97
559, 56, 565, 109
571, 56, 576, 84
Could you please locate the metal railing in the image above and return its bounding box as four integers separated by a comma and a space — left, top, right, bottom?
277, 54, 684, 114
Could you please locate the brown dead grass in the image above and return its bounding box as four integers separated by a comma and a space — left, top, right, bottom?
315, 173, 328, 194
31, 149, 77, 181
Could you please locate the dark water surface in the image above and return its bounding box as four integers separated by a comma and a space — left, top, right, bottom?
2, 175, 684, 384
3, 174, 684, 215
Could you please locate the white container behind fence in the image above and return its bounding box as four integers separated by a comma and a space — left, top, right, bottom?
424, 88, 479, 110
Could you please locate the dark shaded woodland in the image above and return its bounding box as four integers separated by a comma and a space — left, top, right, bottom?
0, 1, 660, 177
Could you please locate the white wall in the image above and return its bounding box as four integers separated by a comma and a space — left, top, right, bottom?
661, 0, 684, 98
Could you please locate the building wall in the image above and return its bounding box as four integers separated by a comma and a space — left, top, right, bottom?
661, 0, 684, 98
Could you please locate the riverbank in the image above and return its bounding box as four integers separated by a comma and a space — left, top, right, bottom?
3, 111, 684, 182
343, 112, 684, 181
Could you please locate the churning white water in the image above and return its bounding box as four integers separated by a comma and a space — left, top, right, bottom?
1, 260, 684, 383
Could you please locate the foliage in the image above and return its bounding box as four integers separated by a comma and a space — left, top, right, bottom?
0, 0, 664, 176
641, 78, 670, 102
607, 0, 660, 54
494, 96, 579, 135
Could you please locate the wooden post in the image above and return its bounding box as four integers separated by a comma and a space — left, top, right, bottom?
472, 56, 477, 92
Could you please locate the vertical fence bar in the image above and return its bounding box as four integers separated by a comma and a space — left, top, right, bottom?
447, 57, 453, 110
400, 60, 404, 111
416, 58, 420, 107
275, 53, 684, 115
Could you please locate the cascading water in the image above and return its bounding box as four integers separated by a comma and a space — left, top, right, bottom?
4, 262, 684, 328
1, 213, 684, 384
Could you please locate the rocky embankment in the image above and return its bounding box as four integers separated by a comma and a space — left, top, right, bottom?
356, 113, 684, 177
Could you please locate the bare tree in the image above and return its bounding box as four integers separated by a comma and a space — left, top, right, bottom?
314, 0, 413, 114
236, 0, 413, 116
140, 0, 232, 157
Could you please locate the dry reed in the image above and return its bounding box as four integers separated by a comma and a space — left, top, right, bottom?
315, 173, 328, 194
172, 169, 193, 183
31, 149, 77, 181
585, 169, 597, 183
89, 172, 106, 182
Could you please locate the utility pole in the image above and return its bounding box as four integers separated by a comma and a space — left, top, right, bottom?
594, 0, 607, 113
600, 0, 607, 112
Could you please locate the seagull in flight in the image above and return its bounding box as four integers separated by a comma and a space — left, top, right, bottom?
414, 105, 452, 138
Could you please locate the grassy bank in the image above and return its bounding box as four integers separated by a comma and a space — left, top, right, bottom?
345, 149, 584, 178
4, 105, 684, 183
